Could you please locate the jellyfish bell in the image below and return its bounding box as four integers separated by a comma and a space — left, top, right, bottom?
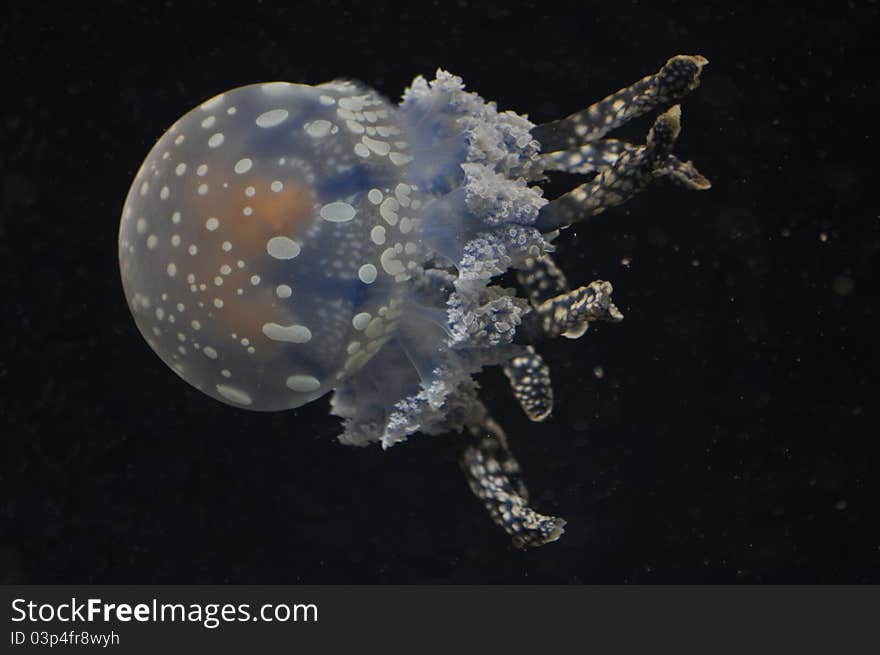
119, 80, 418, 411
119, 57, 710, 546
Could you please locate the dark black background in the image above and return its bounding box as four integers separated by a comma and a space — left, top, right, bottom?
1, 1, 876, 583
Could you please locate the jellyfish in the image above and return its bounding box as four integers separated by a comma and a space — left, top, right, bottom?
118, 55, 710, 548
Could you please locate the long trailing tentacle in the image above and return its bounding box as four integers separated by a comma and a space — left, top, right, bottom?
461, 414, 566, 548
542, 138, 636, 175
543, 139, 710, 193
532, 54, 710, 231
536, 105, 709, 231
532, 54, 708, 151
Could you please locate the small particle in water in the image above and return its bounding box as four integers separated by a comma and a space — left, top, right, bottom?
832, 275, 854, 296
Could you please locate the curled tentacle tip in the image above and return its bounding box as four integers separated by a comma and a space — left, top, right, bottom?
666, 55, 709, 75
664, 55, 709, 93
661, 103, 683, 132
607, 303, 624, 323
661, 159, 712, 191
647, 105, 683, 157
673, 53, 710, 67
530, 408, 553, 422
689, 168, 712, 191
513, 516, 567, 549
665, 103, 683, 119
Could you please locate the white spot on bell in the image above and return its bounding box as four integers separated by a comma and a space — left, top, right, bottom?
389, 152, 413, 166
379, 197, 399, 225
319, 201, 356, 222
365, 317, 384, 339
255, 109, 289, 128
305, 120, 332, 137
216, 384, 253, 406
363, 136, 391, 156
285, 375, 321, 392
262, 323, 312, 343
358, 264, 377, 284
380, 247, 405, 275
266, 236, 301, 259
370, 225, 386, 245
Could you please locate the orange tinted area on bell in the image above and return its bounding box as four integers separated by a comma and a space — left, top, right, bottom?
183, 174, 316, 342
194, 172, 315, 249
247, 179, 315, 234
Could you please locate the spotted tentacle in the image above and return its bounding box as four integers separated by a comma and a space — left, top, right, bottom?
537, 105, 708, 231
532, 280, 624, 339
461, 415, 565, 548
532, 54, 708, 151
655, 156, 712, 191
505, 255, 622, 414
502, 346, 553, 422
543, 139, 710, 196
542, 138, 636, 175
515, 252, 624, 342
516, 253, 570, 306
